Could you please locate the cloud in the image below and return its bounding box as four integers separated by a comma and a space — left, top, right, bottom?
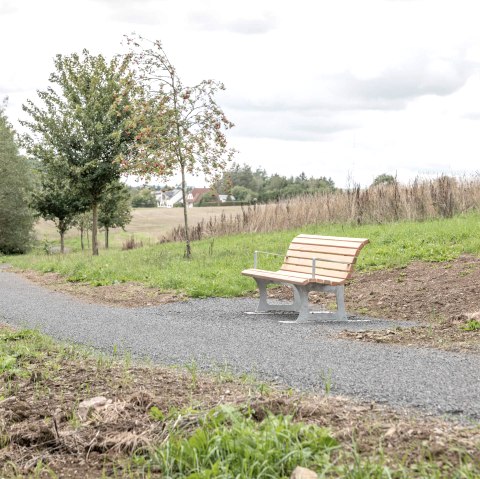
88, 0, 165, 24
229, 109, 357, 141
341, 54, 475, 106
189, 10, 276, 34
463, 112, 480, 120
0, 1, 16, 15
225, 50, 477, 118
110, 9, 162, 25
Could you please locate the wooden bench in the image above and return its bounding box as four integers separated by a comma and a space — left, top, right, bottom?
242, 234, 369, 323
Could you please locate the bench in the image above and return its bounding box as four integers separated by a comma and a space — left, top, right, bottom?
242, 234, 369, 323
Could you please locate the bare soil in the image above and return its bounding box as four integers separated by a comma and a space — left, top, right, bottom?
1, 324, 479, 478
268, 255, 480, 353
13, 269, 185, 308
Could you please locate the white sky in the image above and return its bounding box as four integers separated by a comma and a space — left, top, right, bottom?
1, 0, 480, 187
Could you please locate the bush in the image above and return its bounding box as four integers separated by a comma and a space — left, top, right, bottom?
0, 105, 34, 254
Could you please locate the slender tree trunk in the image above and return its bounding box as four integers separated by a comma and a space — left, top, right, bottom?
92, 203, 99, 256
87, 228, 90, 249
60, 229, 65, 254
80, 226, 84, 251
105, 227, 109, 249
180, 162, 191, 258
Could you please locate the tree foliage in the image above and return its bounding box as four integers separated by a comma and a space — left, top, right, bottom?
122, 35, 235, 257
372, 173, 396, 187
213, 163, 336, 203
130, 187, 157, 208
22, 50, 138, 255
98, 182, 132, 248
0, 101, 34, 254
31, 158, 87, 253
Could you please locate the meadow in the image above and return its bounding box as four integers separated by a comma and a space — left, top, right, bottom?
35, 205, 245, 249
6, 213, 480, 298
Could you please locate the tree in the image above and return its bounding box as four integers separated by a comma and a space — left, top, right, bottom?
130, 187, 157, 207
122, 35, 235, 258
73, 211, 92, 251
22, 50, 138, 256
98, 182, 132, 248
0, 100, 34, 254
31, 158, 87, 253
372, 173, 396, 187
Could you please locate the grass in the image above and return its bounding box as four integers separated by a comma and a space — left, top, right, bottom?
1, 326, 479, 478
3, 213, 480, 298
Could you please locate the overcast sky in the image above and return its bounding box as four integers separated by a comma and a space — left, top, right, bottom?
1, 0, 480, 187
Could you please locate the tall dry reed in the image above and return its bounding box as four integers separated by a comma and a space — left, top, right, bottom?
159, 176, 480, 243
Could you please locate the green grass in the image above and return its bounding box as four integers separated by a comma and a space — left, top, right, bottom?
3, 213, 480, 298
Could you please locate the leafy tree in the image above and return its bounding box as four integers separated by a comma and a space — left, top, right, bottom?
231, 185, 256, 203
22, 50, 138, 256
213, 163, 335, 202
130, 187, 157, 207
98, 182, 132, 248
123, 35, 235, 258
31, 158, 87, 253
0, 101, 34, 254
372, 173, 396, 187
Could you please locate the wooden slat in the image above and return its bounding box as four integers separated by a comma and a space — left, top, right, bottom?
292, 237, 365, 249
242, 268, 344, 285
280, 264, 349, 279
285, 250, 357, 264
288, 244, 359, 256
297, 234, 369, 243
241, 269, 308, 285
271, 270, 343, 285
283, 256, 351, 271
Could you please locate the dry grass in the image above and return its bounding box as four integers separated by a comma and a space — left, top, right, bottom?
35, 205, 245, 246
162, 176, 480, 242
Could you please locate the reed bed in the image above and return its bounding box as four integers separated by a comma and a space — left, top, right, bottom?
160, 176, 480, 243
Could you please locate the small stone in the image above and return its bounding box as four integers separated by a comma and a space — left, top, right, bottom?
290, 466, 318, 479
385, 426, 397, 438
78, 396, 108, 421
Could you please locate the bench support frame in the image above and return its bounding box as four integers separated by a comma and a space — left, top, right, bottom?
254, 278, 347, 323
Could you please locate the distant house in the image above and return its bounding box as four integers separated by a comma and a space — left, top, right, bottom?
155, 189, 183, 208
187, 188, 214, 207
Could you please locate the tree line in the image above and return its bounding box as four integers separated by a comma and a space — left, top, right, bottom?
212, 163, 336, 203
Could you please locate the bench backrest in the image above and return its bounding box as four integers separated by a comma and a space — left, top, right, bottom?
280, 234, 369, 282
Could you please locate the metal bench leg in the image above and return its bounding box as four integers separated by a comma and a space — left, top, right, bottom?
255, 278, 270, 312
335, 285, 347, 321
278, 285, 310, 323
253, 279, 300, 313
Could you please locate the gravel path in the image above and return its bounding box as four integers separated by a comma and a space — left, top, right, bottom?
1, 269, 479, 421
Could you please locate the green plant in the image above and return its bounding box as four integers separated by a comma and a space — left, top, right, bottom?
148, 406, 165, 422
463, 319, 480, 331
185, 359, 199, 390
320, 368, 333, 395
145, 405, 337, 478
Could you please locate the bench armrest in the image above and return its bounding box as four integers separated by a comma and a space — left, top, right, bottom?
253, 250, 283, 269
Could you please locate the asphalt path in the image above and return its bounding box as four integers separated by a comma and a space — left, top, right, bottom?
1, 268, 479, 421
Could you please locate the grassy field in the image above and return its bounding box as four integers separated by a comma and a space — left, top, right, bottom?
35, 205, 245, 249
5, 213, 480, 298
1, 325, 479, 478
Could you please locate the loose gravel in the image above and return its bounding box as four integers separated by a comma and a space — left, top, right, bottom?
1, 270, 479, 421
